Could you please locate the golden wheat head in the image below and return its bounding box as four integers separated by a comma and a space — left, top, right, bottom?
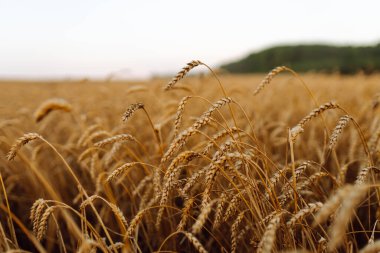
34, 98, 72, 122
7, 133, 42, 161
165, 60, 203, 90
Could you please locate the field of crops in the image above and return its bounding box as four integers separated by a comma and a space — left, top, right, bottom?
0, 63, 380, 252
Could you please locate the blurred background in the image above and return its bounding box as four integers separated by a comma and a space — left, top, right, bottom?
1, 0, 380, 80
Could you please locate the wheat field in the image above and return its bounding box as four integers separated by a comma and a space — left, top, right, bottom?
0, 63, 380, 252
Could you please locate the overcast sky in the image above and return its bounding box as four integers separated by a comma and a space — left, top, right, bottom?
1, 0, 379, 79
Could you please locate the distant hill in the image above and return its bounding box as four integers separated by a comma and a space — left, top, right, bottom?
221, 44, 380, 74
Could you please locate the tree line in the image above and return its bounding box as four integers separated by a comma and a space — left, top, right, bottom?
221, 43, 380, 74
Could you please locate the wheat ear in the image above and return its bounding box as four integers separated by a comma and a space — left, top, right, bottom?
253, 66, 288, 96
181, 167, 208, 196
182, 232, 208, 253
368, 127, 380, 154
287, 202, 323, 228
77, 124, 100, 147
359, 240, 380, 253
231, 211, 247, 253
328, 115, 352, 150
257, 214, 281, 253
177, 197, 195, 231
165, 60, 203, 90
80, 195, 128, 228
83, 130, 110, 146
314, 185, 355, 226
94, 134, 136, 147
328, 184, 369, 250
122, 103, 144, 122
7, 133, 41, 160
104, 142, 123, 166
126, 209, 147, 238
30, 198, 45, 222
213, 192, 228, 229
107, 162, 138, 182
132, 175, 153, 196
77, 239, 101, 253
224, 190, 244, 222
290, 101, 340, 141
31, 199, 47, 235
202, 127, 242, 155
34, 98, 72, 122
157, 151, 199, 228
296, 172, 330, 192
173, 96, 192, 138
191, 200, 217, 234
201, 140, 233, 208
161, 97, 233, 163
37, 206, 58, 241
355, 166, 378, 185
265, 166, 291, 199
201, 155, 228, 208
280, 161, 309, 195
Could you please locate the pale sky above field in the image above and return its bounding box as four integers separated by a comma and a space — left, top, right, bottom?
0, 0, 380, 79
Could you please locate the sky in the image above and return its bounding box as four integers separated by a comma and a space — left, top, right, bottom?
0, 0, 380, 79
